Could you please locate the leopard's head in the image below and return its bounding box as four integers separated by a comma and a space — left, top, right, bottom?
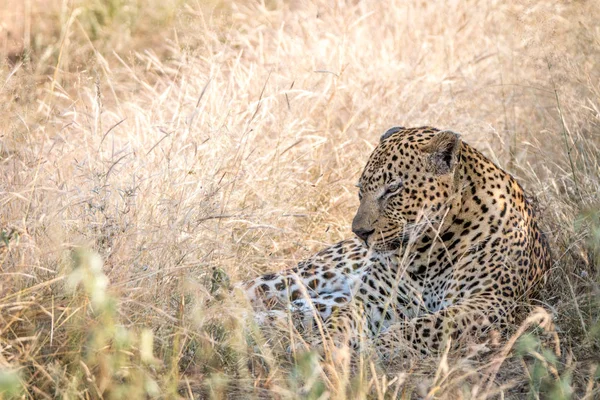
352, 127, 462, 250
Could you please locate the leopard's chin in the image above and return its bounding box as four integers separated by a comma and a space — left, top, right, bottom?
370, 234, 410, 252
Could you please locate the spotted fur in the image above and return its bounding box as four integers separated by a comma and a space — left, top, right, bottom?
239, 126, 551, 356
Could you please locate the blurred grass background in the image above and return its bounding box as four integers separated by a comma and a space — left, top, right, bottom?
1, 0, 599, 398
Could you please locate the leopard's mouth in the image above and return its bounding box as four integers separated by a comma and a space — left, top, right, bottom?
369, 231, 410, 251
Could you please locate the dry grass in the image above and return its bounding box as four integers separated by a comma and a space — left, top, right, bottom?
1, 0, 599, 398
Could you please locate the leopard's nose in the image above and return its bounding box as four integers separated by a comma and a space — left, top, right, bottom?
353, 227, 374, 242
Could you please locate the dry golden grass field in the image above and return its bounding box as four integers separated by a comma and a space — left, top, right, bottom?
1, 0, 599, 398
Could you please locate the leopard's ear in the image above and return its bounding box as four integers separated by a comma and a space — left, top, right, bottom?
380, 126, 405, 142
421, 130, 461, 175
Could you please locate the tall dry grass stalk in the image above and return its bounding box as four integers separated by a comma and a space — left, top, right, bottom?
1, 0, 599, 398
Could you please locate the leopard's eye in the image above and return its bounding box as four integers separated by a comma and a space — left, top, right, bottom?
383, 182, 403, 197
356, 182, 364, 201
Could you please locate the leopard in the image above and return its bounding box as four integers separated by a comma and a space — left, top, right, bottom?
238, 126, 552, 357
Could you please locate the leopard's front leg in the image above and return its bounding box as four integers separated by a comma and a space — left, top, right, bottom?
290, 298, 372, 354
238, 239, 369, 310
